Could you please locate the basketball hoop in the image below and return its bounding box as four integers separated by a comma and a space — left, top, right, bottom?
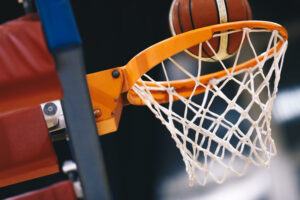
87, 21, 288, 186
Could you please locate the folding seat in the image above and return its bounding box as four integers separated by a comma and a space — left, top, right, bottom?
0, 14, 63, 112
1, 0, 110, 198
0, 14, 62, 187
0, 106, 59, 187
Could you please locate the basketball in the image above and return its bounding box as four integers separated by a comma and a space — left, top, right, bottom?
169, 0, 252, 61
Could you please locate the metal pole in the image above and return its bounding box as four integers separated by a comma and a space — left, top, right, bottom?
35, 0, 111, 199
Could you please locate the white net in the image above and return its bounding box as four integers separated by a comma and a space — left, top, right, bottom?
131, 27, 288, 186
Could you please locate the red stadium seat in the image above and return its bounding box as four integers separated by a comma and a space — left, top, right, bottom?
0, 14, 62, 112
0, 106, 58, 187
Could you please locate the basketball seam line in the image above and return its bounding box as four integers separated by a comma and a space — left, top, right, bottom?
177, 2, 184, 34
242, 0, 250, 20
188, 0, 211, 58
189, 0, 195, 29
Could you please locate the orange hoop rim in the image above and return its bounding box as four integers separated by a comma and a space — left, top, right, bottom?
121, 20, 288, 105
85, 20, 288, 135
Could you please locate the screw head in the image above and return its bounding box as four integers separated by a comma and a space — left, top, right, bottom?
94, 109, 102, 118
43, 103, 57, 116
112, 70, 120, 78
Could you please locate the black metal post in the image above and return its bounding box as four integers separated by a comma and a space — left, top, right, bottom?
53, 46, 111, 200
34, 0, 112, 199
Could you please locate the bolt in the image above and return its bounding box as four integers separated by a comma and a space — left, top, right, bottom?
112, 70, 120, 78
94, 109, 102, 118
114, 97, 118, 102
43, 102, 57, 116
111, 112, 115, 115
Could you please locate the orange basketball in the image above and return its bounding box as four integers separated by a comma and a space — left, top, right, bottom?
169, 0, 252, 61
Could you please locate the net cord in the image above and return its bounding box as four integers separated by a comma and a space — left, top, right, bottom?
132, 27, 288, 186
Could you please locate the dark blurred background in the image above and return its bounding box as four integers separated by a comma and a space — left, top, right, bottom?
0, 0, 300, 199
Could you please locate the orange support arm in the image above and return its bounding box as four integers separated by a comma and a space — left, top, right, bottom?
86, 67, 124, 135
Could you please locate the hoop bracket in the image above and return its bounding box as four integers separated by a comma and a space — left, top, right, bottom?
87, 67, 124, 135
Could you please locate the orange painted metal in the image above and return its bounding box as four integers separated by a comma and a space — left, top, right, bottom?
127, 40, 286, 105
87, 21, 288, 135
122, 21, 288, 92
86, 67, 124, 135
